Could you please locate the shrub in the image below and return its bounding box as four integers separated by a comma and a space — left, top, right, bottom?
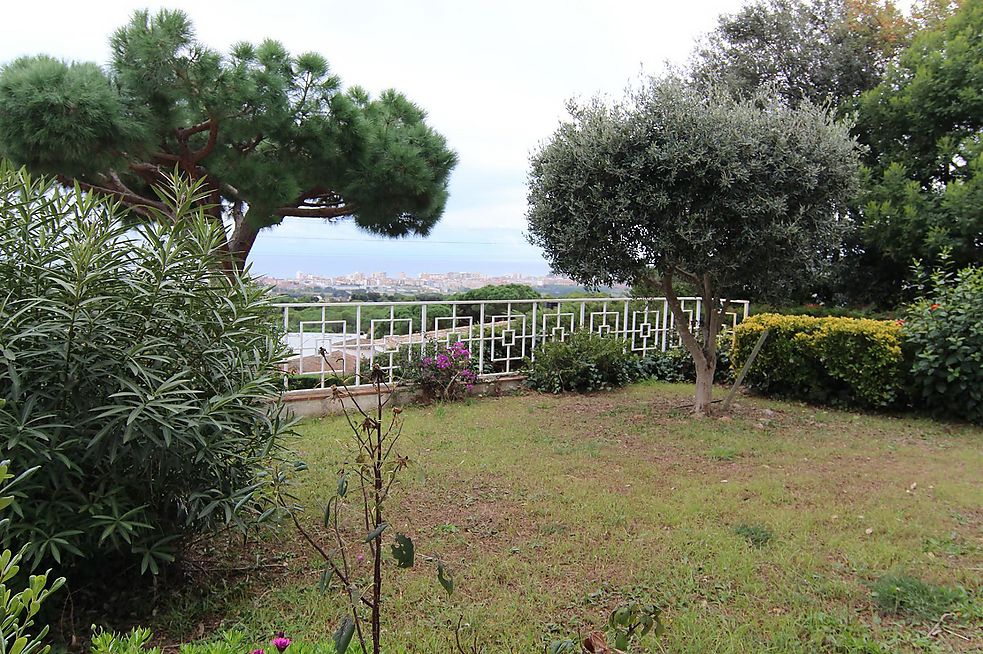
286, 373, 355, 391
526, 332, 641, 394
902, 265, 983, 424
749, 303, 893, 320
0, 167, 292, 575
397, 339, 478, 401
639, 334, 735, 385
732, 314, 905, 408
0, 457, 64, 654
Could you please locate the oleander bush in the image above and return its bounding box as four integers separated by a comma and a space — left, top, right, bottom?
0, 457, 64, 654
0, 166, 292, 575
902, 265, 983, 425
526, 331, 642, 393
732, 314, 905, 408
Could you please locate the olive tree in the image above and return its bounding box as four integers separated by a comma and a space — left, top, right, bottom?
526, 78, 861, 415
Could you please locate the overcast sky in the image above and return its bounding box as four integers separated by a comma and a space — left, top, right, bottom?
2, 0, 746, 278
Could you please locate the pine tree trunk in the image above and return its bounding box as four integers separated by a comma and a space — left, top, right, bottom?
226, 217, 259, 274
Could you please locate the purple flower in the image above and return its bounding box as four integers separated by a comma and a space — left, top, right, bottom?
252, 650, 265, 654
436, 354, 452, 369
272, 634, 291, 653
422, 356, 433, 365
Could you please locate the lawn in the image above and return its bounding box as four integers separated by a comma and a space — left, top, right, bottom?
155, 382, 982, 653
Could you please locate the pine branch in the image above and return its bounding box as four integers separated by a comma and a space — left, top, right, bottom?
274, 205, 355, 218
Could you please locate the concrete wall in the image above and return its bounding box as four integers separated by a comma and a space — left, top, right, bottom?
281, 375, 527, 419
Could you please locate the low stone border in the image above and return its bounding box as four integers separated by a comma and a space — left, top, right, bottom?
281, 375, 527, 418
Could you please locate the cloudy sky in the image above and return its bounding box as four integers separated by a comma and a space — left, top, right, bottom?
2, 0, 746, 278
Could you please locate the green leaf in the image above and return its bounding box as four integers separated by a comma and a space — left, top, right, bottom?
391, 533, 414, 568
317, 568, 333, 593
333, 616, 355, 654
337, 472, 348, 498
323, 498, 333, 529
364, 522, 388, 543
437, 560, 453, 595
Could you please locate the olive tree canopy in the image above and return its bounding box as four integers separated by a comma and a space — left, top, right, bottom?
526, 78, 862, 414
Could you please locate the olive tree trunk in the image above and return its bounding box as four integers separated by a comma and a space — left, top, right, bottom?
660, 270, 729, 417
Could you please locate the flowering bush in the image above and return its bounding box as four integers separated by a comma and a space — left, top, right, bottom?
903, 264, 983, 424
399, 339, 478, 401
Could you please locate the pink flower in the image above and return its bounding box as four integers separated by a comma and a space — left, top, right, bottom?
272, 634, 291, 653
356, 553, 365, 563
253, 650, 265, 654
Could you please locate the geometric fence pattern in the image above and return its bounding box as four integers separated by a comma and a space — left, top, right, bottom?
277, 297, 750, 389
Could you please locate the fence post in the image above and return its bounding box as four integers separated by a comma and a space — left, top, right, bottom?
478, 302, 485, 376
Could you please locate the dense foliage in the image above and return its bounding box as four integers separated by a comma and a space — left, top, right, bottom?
733, 314, 906, 408
902, 265, 983, 424
0, 166, 291, 574
690, 0, 915, 109
527, 76, 860, 413
640, 336, 735, 386
449, 284, 541, 321
525, 332, 642, 394
450, 284, 541, 303
0, 9, 457, 269
0, 459, 63, 654
690, 0, 979, 307
849, 0, 983, 305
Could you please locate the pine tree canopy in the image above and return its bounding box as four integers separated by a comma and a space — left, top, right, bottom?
0, 9, 458, 269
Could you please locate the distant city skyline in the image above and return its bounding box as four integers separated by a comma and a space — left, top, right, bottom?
262, 268, 589, 295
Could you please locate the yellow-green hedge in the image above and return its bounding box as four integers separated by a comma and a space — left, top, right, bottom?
732, 313, 905, 408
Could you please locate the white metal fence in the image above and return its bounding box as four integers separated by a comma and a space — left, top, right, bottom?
277, 296, 750, 389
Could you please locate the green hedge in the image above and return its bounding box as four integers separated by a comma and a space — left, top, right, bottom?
733, 314, 905, 409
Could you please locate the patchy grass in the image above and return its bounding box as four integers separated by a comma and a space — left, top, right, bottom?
152, 382, 982, 653
870, 575, 977, 622
734, 523, 775, 548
